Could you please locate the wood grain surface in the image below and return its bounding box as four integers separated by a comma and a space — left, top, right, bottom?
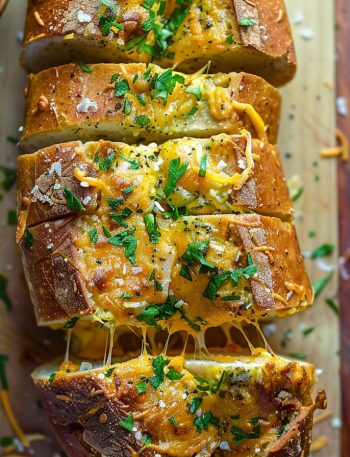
336, 1, 350, 456
0, 1, 343, 456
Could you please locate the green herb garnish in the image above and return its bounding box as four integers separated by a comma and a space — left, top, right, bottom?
313, 273, 333, 297
108, 227, 138, 265
163, 158, 189, 197
144, 213, 161, 244
63, 188, 83, 211
88, 227, 98, 243
238, 18, 257, 26
150, 355, 169, 389
136, 380, 147, 394
310, 243, 334, 259
166, 366, 184, 381
0, 275, 12, 311
119, 413, 134, 432
149, 269, 163, 291
198, 154, 207, 178
63, 317, 80, 329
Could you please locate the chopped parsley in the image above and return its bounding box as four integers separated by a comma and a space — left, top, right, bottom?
198, 154, 207, 178
79, 63, 92, 73
108, 227, 138, 265
94, 150, 116, 170
188, 397, 202, 414
225, 34, 237, 44
142, 433, 152, 446
105, 367, 115, 377
88, 227, 98, 243
136, 380, 147, 394
63, 317, 80, 329
115, 79, 130, 97
168, 415, 177, 426
276, 423, 289, 438
25, 227, 34, 249
136, 296, 203, 332
291, 186, 304, 202
288, 352, 307, 360
122, 186, 135, 194
182, 241, 214, 270
184, 86, 201, 100
186, 107, 197, 116
149, 269, 163, 291
194, 412, 220, 432
195, 371, 227, 394
166, 366, 184, 381
122, 97, 132, 114
144, 213, 161, 244
179, 264, 192, 281
238, 18, 257, 27
203, 253, 257, 299
231, 421, 260, 446
119, 413, 134, 432
7, 210, 17, 225
135, 115, 150, 126
108, 197, 124, 210
150, 355, 169, 389
0, 274, 12, 311
120, 155, 140, 169
100, 0, 118, 13
48, 373, 56, 383
63, 188, 83, 211
110, 207, 133, 227
303, 327, 315, 337
150, 69, 185, 101
310, 243, 334, 259
325, 298, 339, 316
313, 273, 333, 297
0, 165, 17, 191
163, 158, 189, 197
0, 354, 9, 390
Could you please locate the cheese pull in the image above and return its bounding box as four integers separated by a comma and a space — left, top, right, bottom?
32, 350, 325, 457
20, 63, 281, 152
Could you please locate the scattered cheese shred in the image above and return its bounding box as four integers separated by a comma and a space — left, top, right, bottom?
320, 128, 349, 161
63, 33, 75, 40
310, 435, 328, 452
0, 390, 29, 447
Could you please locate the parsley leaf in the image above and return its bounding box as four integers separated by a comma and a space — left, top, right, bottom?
25, 227, 34, 249
135, 115, 150, 126
0, 274, 12, 311
238, 18, 257, 27
79, 63, 92, 73
166, 366, 184, 381
198, 154, 207, 178
313, 273, 333, 297
194, 412, 220, 432
120, 155, 140, 169
168, 415, 177, 426
195, 371, 227, 394
310, 243, 334, 259
88, 227, 98, 243
182, 241, 214, 269
105, 367, 115, 377
203, 253, 257, 299
100, 0, 118, 13
231, 422, 260, 445
108, 227, 138, 265
48, 373, 56, 383
144, 213, 161, 244
185, 86, 201, 100
94, 150, 116, 170
150, 355, 169, 388
151, 69, 185, 101
188, 397, 202, 414
163, 158, 189, 197
149, 269, 163, 291
0, 165, 17, 191
115, 79, 130, 97
63, 317, 80, 329
179, 264, 192, 281
136, 380, 147, 394
122, 97, 132, 115
119, 413, 134, 432
325, 297, 339, 316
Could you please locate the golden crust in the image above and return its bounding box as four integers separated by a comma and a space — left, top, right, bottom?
16, 135, 292, 236
20, 63, 281, 152
21, 0, 296, 86
18, 211, 312, 329
32, 351, 324, 457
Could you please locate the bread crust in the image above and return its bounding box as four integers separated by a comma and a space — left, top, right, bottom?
21, 0, 296, 86
17, 135, 292, 235
18, 211, 312, 329
20, 63, 281, 152
32, 352, 325, 457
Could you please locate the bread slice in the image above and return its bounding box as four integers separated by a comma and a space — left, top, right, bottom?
32, 350, 325, 457
20, 63, 281, 152
18, 209, 312, 330
21, 0, 296, 86
17, 134, 292, 233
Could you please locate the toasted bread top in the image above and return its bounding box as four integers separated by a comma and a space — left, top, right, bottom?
33, 350, 325, 457
22, 0, 296, 85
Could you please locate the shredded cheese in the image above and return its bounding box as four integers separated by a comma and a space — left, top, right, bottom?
320, 128, 349, 161
0, 390, 29, 447
73, 167, 107, 190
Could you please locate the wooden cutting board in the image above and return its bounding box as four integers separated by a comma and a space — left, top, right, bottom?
0, 0, 340, 455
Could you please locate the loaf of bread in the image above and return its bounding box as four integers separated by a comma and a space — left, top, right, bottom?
32, 350, 325, 457
21, 0, 296, 86
21, 63, 281, 152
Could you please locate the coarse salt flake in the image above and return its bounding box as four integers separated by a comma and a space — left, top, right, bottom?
76, 98, 98, 113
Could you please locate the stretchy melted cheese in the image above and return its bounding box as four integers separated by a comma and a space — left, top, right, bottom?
32, 350, 325, 457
